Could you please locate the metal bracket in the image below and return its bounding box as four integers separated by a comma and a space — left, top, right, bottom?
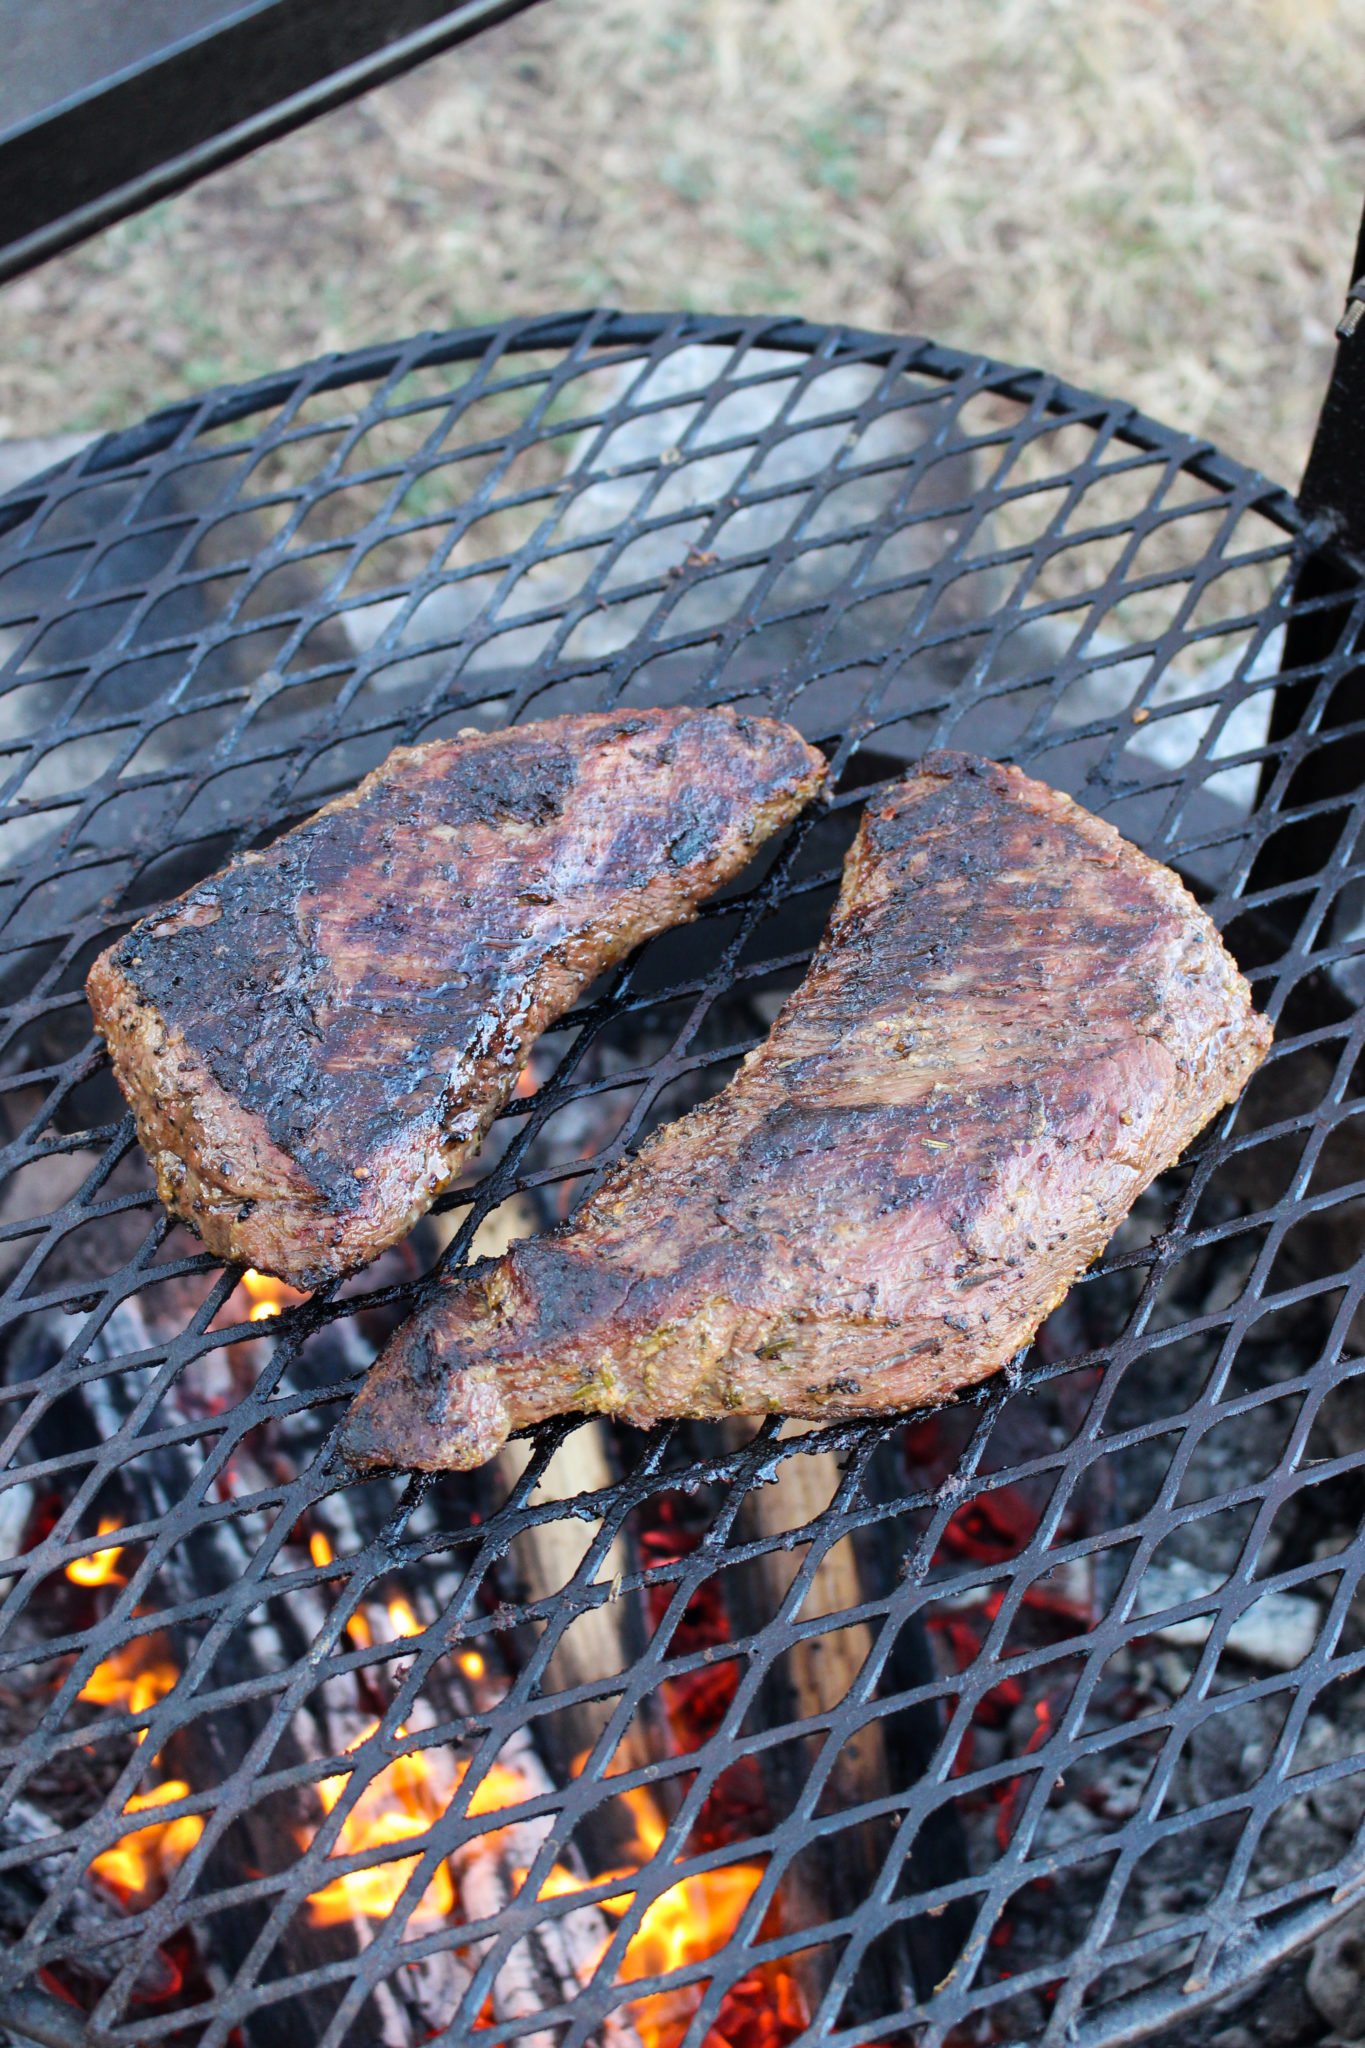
0, 0, 545, 286
1336, 274, 1365, 341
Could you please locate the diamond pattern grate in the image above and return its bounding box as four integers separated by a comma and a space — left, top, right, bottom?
0, 311, 1361, 2048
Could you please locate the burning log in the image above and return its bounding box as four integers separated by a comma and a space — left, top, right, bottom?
0, 1792, 183, 2003
4, 1264, 618, 2045
452, 1723, 641, 2048
7, 1184, 813, 2048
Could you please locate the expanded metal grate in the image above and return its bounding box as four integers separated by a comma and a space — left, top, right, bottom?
0, 310, 1363, 2048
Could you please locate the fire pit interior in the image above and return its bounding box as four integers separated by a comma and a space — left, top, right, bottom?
0, 312, 1363, 2048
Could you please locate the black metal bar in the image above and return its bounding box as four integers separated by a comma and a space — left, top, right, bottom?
0, 0, 545, 286
1299, 194, 1365, 560
1262, 194, 1365, 886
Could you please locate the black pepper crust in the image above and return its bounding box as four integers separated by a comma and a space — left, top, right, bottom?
342, 750, 1272, 1472
86, 707, 827, 1285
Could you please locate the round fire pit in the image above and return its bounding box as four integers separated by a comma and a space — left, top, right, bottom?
0, 311, 1361, 2048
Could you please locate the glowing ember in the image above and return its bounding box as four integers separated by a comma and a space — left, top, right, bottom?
89, 1782, 204, 1905
71, 1490, 802, 2048
299, 1721, 783, 2048
66, 1515, 126, 1588
241, 1268, 307, 1322
303, 1722, 456, 1929
510, 1780, 781, 2048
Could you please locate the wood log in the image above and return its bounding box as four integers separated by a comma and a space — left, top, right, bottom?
454, 1721, 637, 2048
726, 1422, 888, 2019
5, 1221, 641, 2045
0, 1794, 180, 2002
495, 1423, 648, 1801
731, 1424, 885, 1787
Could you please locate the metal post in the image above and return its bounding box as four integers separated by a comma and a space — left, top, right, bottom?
1258, 195, 1365, 890
1299, 196, 1365, 554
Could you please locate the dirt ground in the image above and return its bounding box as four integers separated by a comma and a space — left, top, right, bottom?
0, 0, 1363, 488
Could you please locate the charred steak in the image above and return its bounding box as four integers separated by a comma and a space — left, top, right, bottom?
342, 751, 1271, 1471
87, 708, 826, 1286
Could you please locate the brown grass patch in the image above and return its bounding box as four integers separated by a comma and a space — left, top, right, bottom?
0, 0, 1362, 486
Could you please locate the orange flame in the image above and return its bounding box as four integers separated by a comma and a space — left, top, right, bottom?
515, 1783, 770, 2042
241, 1268, 307, 1322
458, 1649, 486, 1681
79, 1639, 178, 1733
306, 1532, 394, 1653
622, 1858, 767, 1989
66, 1515, 126, 1588
302, 1722, 457, 1928
387, 1596, 421, 1639
89, 1781, 204, 1904
294, 1725, 795, 2046
80, 1640, 205, 1905
300, 1739, 535, 1931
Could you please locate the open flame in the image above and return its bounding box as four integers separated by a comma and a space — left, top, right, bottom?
240, 1268, 307, 1322
66, 1514, 126, 1588
88, 1782, 204, 1906
304, 1721, 459, 1929
297, 1732, 780, 2048
79, 1637, 178, 1733
525, 1782, 780, 2048
77, 1636, 204, 1907
307, 1532, 429, 1656
387, 1595, 421, 1639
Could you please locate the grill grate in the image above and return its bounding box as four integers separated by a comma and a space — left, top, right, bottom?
0, 310, 1362, 2048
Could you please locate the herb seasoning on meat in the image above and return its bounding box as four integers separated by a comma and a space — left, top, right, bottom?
87, 708, 826, 1285
343, 753, 1271, 1470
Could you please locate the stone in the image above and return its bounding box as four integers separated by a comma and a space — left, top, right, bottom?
1307, 1904, 1365, 2039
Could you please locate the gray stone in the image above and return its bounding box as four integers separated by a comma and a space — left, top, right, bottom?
0, 432, 94, 498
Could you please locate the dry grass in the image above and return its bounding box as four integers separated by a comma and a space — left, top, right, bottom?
0, 0, 1362, 486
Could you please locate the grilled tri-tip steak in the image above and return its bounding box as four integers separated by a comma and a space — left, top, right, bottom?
342, 751, 1272, 1472
86, 708, 826, 1286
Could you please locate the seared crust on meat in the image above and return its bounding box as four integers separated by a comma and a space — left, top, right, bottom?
342, 751, 1271, 1471
86, 708, 827, 1285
